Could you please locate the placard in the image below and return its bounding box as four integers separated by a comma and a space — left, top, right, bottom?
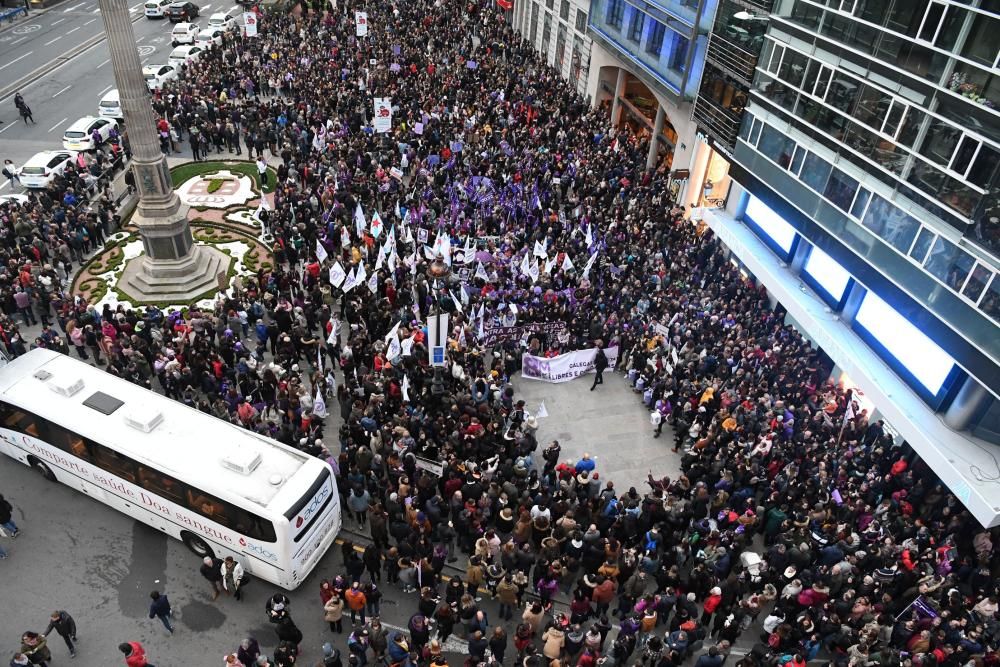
355, 10, 368, 36
373, 97, 392, 133
242, 12, 258, 36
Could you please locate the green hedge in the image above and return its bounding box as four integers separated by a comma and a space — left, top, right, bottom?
169, 160, 276, 194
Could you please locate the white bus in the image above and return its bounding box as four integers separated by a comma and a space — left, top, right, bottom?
0, 349, 340, 590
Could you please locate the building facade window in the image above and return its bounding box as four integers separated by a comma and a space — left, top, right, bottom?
575, 9, 587, 32
560, 0, 569, 21
605, 0, 624, 30
627, 10, 644, 43
530, 2, 539, 44
646, 18, 665, 56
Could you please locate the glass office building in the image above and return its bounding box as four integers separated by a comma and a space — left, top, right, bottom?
692, 0, 1000, 522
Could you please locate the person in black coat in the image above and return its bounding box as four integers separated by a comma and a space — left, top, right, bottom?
43, 611, 77, 657
591, 342, 609, 391
275, 617, 303, 646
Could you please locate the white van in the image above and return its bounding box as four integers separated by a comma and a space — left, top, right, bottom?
98, 89, 123, 120
207, 8, 240, 31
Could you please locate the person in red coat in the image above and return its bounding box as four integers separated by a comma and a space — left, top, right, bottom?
118, 642, 153, 667
701, 586, 723, 625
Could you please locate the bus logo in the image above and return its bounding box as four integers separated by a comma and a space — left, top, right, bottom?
295, 484, 332, 533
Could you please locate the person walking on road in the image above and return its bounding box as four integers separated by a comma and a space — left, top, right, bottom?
590, 341, 609, 391
221, 556, 246, 601
43, 611, 77, 658
200, 556, 224, 599
20, 633, 50, 667
147, 591, 174, 634
14, 93, 34, 125
1, 495, 22, 537
2, 159, 19, 187
118, 642, 153, 667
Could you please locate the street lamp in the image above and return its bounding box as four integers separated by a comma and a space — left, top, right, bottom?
426, 254, 451, 398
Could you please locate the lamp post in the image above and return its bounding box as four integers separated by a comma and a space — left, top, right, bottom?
426, 255, 452, 398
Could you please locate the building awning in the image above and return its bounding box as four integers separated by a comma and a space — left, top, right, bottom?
704, 207, 1000, 528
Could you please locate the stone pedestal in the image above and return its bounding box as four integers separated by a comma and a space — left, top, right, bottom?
118, 244, 230, 304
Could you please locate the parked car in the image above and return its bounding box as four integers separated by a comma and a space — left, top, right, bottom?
18, 151, 77, 189
97, 89, 123, 120
143, 63, 178, 90
195, 27, 224, 49
166, 1, 199, 22
207, 9, 240, 31
171, 21, 199, 46
144, 0, 171, 17
167, 44, 204, 69
62, 116, 119, 152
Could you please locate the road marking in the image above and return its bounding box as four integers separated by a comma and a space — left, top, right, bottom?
201, 3, 211, 8
0, 181, 8, 190
99, 85, 113, 96
97, 58, 110, 67
135, 35, 146, 42
48, 117, 68, 133
0, 51, 33, 72
12, 36, 30, 45
62, 1, 87, 11
141, 57, 149, 64
65, 26, 81, 34
51, 17, 66, 24
91, 7, 101, 13
0, 123, 15, 135
44, 36, 61, 45
52, 85, 72, 98
130, 1, 143, 9
84, 18, 97, 24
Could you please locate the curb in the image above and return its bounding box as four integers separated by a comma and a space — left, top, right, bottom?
0, 9, 143, 102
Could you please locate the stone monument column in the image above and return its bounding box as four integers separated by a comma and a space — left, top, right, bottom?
99, 0, 226, 302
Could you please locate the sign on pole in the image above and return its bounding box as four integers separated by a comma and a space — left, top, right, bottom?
426, 311, 449, 368
242, 12, 258, 36
355, 10, 368, 36
373, 97, 392, 133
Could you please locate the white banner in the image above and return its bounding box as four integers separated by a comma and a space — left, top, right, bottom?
373, 97, 392, 133
242, 12, 258, 36
355, 10, 368, 36
521, 346, 619, 383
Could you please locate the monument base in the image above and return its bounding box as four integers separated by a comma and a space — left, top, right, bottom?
117, 244, 231, 304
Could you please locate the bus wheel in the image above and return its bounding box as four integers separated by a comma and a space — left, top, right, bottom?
29, 458, 56, 482
182, 532, 214, 559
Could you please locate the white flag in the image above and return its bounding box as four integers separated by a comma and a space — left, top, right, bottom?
477, 303, 485, 339
585, 224, 593, 248
354, 203, 366, 236
342, 267, 358, 292
371, 211, 384, 238
329, 261, 346, 287
388, 251, 397, 272
384, 321, 401, 345
460, 238, 475, 264
341, 226, 351, 248
536, 401, 549, 418
355, 262, 367, 290
527, 258, 539, 283
519, 252, 531, 277
315, 240, 328, 264
423, 244, 436, 260
582, 251, 599, 280
401, 335, 415, 356
395, 200, 402, 219
533, 239, 548, 258
313, 387, 328, 418
367, 271, 378, 293
544, 256, 556, 274
386, 335, 401, 361
562, 254, 574, 272
401, 374, 411, 402
476, 262, 489, 282
374, 245, 386, 272
449, 289, 464, 313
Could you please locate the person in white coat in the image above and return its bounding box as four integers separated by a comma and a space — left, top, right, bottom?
221, 556, 246, 601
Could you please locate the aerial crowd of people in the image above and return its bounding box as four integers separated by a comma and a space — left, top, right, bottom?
3, 0, 1000, 666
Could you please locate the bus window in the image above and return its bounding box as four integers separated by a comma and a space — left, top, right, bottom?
91, 444, 138, 483
2, 407, 43, 438
230, 506, 277, 543
186, 489, 232, 528
139, 467, 184, 503
45, 421, 93, 462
